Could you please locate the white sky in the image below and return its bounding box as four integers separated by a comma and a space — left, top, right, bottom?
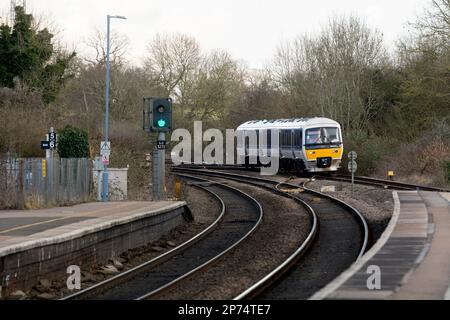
0, 0, 430, 69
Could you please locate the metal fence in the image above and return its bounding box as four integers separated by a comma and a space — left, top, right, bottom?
0, 157, 91, 209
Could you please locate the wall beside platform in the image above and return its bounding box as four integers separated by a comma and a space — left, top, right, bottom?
0, 202, 190, 297
93, 167, 129, 201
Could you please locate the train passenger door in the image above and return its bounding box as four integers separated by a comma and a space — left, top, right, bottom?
280, 130, 293, 159
293, 129, 303, 159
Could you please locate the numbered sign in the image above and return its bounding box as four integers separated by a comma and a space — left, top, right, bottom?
157, 140, 166, 150
48, 132, 57, 150
49, 132, 57, 142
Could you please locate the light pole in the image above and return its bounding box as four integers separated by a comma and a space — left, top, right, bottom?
102, 14, 126, 202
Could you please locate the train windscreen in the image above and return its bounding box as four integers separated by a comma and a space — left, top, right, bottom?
305, 127, 341, 149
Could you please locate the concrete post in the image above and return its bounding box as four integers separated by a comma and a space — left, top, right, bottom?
152, 132, 166, 201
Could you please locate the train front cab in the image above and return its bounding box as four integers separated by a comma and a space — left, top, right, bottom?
302, 125, 343, 173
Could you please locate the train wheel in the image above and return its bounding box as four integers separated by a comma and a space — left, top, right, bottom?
279, 159, 286, 174
294, 160, 306, 176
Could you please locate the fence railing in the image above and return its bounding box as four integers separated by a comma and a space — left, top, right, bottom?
0, 157, 91, 209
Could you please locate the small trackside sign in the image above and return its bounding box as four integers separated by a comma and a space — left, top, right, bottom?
41, 141, 51, 150
157, 140, 166, 150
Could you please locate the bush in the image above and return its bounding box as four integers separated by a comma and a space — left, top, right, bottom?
0, 87, 48, 157
58, 125, 89, 158
342, 134, 393, 175
376, 137, 450, 187
447, 162, 450, 182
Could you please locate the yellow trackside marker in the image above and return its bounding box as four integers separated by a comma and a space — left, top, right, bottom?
42, 159, 47, 178
175, 181, 182, 200
388, 171, 394, 181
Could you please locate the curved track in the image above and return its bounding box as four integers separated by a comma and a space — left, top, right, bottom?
315, 173, 450, 192
171, 167, 369, 300
176, 164, 450, 192
63, 177, 263, 300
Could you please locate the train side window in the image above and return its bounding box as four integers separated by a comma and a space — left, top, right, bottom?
267, 129, 272, 149
293, 130, 302, 149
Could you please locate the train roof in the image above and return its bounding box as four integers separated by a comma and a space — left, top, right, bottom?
236, 117, 341, 130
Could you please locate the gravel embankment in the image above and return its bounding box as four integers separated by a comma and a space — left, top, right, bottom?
214, 170, 394, 243
208, 171, 395, 297
301, 178, 394, 242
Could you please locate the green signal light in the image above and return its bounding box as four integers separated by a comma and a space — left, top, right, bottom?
157, 119, 166, 128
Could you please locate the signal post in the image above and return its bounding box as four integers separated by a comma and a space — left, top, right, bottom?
143, 97, 172, 201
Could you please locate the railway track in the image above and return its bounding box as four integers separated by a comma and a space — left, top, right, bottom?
171, 167, 369, 300
314, 173, 450, 192
63, 166, 370, 300
62, 176, 263, 300
176, 164, 450, 192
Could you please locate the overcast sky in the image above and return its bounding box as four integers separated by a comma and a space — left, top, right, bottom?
1, 0, 430, 69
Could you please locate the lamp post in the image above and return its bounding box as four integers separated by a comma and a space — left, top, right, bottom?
102, 14, 126, 202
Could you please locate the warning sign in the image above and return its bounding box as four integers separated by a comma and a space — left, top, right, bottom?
102, 154, 110, 165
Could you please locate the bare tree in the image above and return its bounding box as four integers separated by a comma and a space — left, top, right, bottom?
85, 28, 129, 66
271, 15, 387, 133
226, 68, 283, 126
414, 0, 450, 43
144, 33, 201, 98
186, 50, 246, 124
272, 36, 315, 92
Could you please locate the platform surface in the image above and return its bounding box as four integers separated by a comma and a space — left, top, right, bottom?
0, 201, 186, 257
311, 191, 450, 300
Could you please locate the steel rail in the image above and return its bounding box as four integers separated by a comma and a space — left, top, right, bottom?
171, 167, 369, 299
315, 173, 450, 192
171, 169, 319, 300
172, 167, 369, 258
175, 164, 450, 192
62, 180, 227, 300
137, 173, 264, 300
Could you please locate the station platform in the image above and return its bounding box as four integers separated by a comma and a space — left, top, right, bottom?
311, 191, 450, 300
0, 201, 188, 296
